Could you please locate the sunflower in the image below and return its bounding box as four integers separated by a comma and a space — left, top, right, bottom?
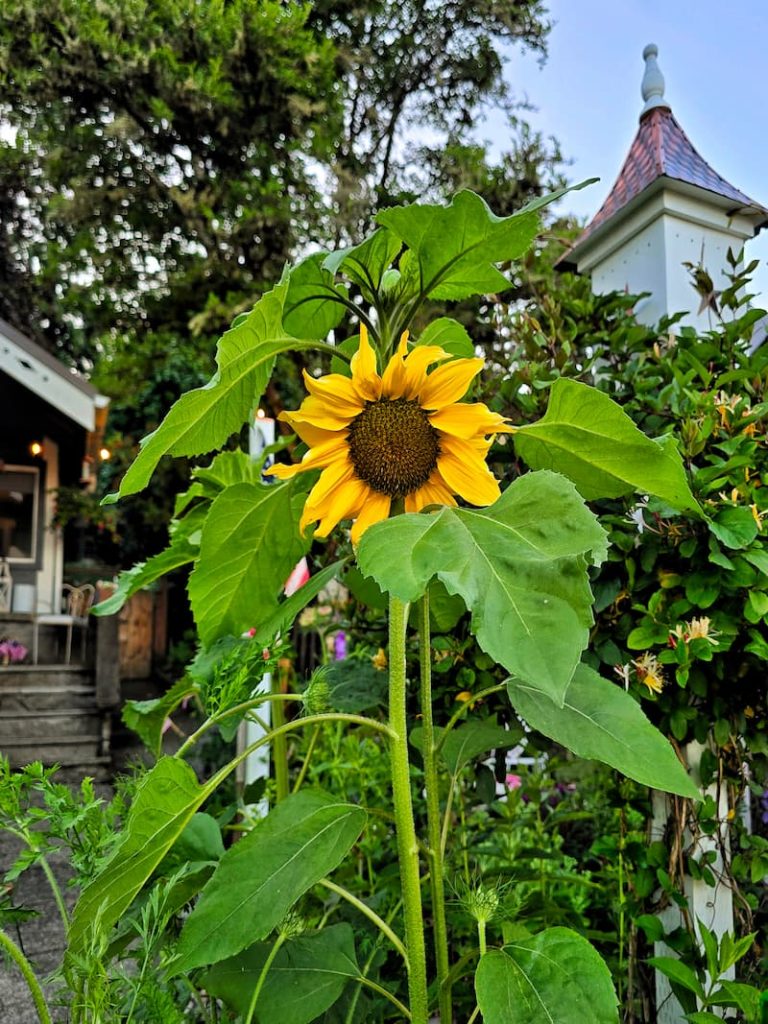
267, 325, 509, 543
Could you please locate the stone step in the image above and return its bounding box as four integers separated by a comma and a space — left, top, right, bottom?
0, 665, 93, 690
0, 687, 97, 713
0, 708, 105, 741
3, 737, 106, 767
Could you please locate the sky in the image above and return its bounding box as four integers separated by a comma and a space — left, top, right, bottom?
489, 0, 768, 307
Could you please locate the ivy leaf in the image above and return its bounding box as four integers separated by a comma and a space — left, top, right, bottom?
475, 927, 618, 1024
709, 507, 758, 549
376, 183, 595, 302
282, 252, 349, 337
507, 663, 700, 799
105, 281, 322, 502
513, 378, 700, 512
188, 480, 309, 645
357, 470, 607, 703
200, 924, 359, 1023
68, 757, 217, 956
171, 790, 366, 974
322, 227, 403, 300
416, 317, 475, 357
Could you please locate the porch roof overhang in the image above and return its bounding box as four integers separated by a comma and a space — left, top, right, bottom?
0, 318, 108, 432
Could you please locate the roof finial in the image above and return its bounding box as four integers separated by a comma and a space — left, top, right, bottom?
640, 43, 670, 119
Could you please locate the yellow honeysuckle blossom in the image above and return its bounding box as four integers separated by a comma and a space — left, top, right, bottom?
632, 651, 665, 694
267, 324, 509, 543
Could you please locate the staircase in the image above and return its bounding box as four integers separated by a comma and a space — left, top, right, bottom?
0, 665, 111, 778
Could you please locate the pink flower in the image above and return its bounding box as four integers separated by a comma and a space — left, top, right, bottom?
505, 773, 522, 790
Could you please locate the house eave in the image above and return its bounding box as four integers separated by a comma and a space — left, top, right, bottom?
0, 318, 108, 432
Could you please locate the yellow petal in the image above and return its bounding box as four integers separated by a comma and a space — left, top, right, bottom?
289, 396, 356, 431
401, 345, 451, 399
381, 331, 409, 398
314, 477, 372, 537
302, 369, 363, 415
279, 411, 340, 448
351, 324, 382, 402
404, 473, 457, 512
350, 490, 391, 545
264, 437, 347, 479
300, 457, 357, 526
429, 402, 510, 440
418, 358, 484, 410
436, 436, 500, 506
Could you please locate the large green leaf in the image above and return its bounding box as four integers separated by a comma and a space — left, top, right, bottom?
416, 317, 475, 357
171, 790, 366, 974
106, 282, 321, 501
188, 480, 309, 645
200, 924, 358, 1023
357, 471, 607, 703
376, 182, 595, 302
322, 227, 403, 300
513, 378, 699, 512
507, 663, 700, 799
376, 189, 538, 300
68, 757, 217, 956
252, 559, 348, 645
283, 252, 349, 338
475, 927, 618, 1024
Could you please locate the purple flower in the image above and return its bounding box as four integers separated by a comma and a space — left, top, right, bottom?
334, 631, 347, 661
0, 640, 28, 664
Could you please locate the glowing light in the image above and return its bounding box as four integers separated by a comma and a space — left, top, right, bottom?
256, 408, 267, 420
98, 447, 111, 461
29, 441, 43, 457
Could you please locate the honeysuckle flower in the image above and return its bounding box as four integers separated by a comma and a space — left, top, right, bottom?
670, 616, 720, 648
632, 651, 665, 694
266, 324, 509, 544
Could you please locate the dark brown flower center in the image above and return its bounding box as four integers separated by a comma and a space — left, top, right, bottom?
347, 397, 440, 498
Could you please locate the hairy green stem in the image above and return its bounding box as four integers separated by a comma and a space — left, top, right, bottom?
388, 594, 429, 1024
319, 879, 408, 965
270, 673, 290, 803
418, 593, 452, 1024
38, 856, 69, 929
477, 919, 487, 957
244, 931, 286, 1024
0, 927, 52, 1024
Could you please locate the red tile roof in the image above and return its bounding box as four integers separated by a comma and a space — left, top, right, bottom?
571, 106, 767, 248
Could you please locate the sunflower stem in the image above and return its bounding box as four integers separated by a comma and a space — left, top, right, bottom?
418, 592, 452, 1024
388, 594, 430, 1024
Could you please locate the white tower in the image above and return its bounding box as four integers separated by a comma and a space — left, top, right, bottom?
560, 44, 768, 328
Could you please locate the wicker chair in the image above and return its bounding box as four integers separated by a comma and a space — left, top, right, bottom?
32, 583, 95, 665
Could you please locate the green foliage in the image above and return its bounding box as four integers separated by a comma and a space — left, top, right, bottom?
188, 478, 310, 644
68, 757, 217, 957
171, 790, 366, 974
508, 664, 700, 798
358, 469, 608, 703
475, 927, 619, 1023
513, 377, 699, 511
200, 923, 359, 1022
